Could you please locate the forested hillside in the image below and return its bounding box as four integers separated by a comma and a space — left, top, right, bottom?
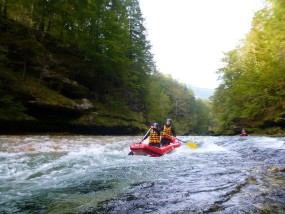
211, 0, 285, 135
0, 0, 211, 135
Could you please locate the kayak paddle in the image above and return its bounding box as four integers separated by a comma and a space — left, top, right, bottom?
139, 128, 151, 144
163, 133, 197, 149
175, 137, 197, 149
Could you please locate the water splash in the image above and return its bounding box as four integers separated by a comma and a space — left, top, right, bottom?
0, 135, 284, 213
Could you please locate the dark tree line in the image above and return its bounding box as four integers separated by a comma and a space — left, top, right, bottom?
0, 0, 212, 135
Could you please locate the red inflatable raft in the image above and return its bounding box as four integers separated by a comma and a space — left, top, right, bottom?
129, 138, 181, 157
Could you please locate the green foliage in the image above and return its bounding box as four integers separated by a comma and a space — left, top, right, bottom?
75, 100, 146, 130
0, 45, 8, 63
212, 0, 285, 134
194, 99, 212, 134
0, 94, 31, 120
1, 0, 213, 134
144, 73, 211, 135
0, 94, 25, 110
5, 0, 154, 104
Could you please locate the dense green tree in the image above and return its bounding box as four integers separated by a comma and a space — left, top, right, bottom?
212, 0, 285, 134
2, 0, 211, 135
144, 73, 210, 135
194, 99, 212, 134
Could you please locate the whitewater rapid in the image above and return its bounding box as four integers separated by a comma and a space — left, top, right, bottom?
0, 135, 284, 213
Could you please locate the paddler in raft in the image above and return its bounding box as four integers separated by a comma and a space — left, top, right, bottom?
160, 118, 176, 146
140, 122, 161, 148
240, 128, 248, 136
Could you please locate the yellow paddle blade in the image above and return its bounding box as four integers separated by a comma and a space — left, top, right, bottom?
186, 142, 197, 149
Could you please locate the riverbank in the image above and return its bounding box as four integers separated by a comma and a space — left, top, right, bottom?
0, 18, 147, 135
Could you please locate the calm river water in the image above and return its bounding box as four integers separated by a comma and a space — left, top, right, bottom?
0, 135, 285, 213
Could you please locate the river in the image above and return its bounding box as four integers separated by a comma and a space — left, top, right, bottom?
0, 135, 285, 213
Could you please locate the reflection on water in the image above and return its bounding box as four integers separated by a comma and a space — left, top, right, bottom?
0, 135, 285, 213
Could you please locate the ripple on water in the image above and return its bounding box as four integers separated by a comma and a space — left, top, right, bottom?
0, 135, 285, 213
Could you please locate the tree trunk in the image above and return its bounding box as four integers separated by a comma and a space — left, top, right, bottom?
39, 15, 45, 32
46, 18, 52, 33
23, 58, 27, 81
0, 1, 2, 17
3, 0, 7, 18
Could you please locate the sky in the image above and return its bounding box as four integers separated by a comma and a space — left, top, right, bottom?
139, 0, 265, 89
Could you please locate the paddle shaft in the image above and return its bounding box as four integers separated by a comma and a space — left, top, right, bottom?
162, 133, 187, 144
175, 137, 188, 144
140, 128, 151, 143
162, 133, 197, 149
162, 133, 181, 142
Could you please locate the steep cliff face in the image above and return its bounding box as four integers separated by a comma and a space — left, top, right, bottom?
0, 18, 146, 134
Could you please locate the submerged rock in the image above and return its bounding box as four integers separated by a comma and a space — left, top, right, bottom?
267, 167, 285, 173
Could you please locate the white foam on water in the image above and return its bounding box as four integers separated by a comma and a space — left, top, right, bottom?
1, 135, 285, 213
177, 136, 231, 154
250, 137, 285, 149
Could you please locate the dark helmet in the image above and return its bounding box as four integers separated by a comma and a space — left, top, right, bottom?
153, 122, 159, 127
166, 118, 172, 123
